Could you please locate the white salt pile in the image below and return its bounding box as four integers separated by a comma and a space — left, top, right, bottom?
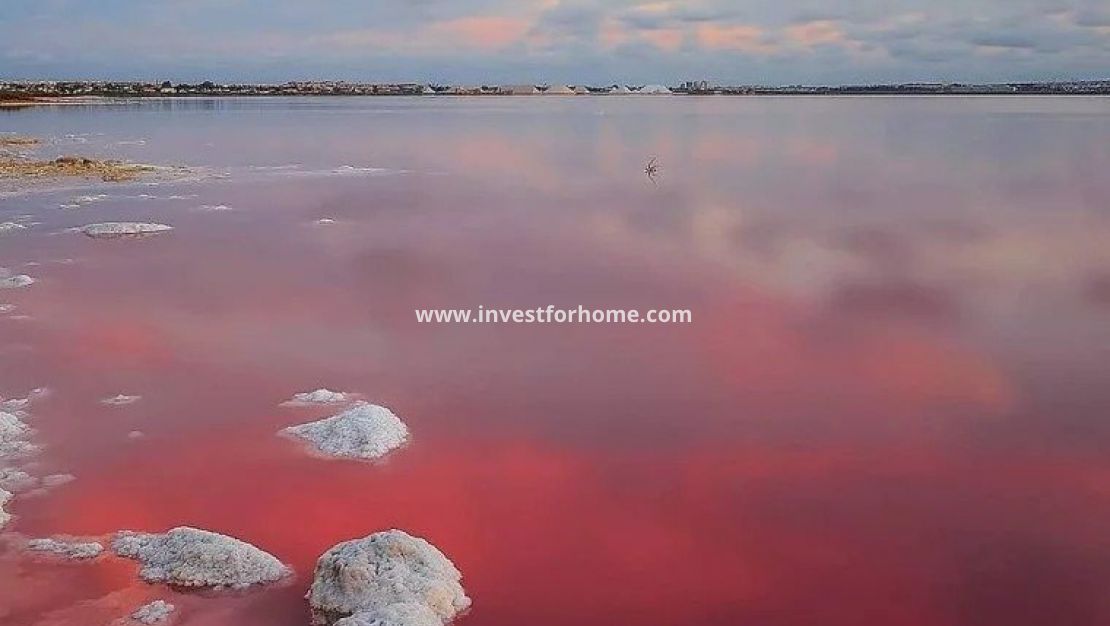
130, 599, 175, 624
282, 388, 354, 406
0, 488, 11, 528
281, 402, 409, 460
102, 394, 142, 406
112, 526, 289, 589
307, 530, 470, 626
80, 222, 173, 239
27, 537, 105, 559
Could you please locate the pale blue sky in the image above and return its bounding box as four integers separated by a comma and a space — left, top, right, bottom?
2, 0, 1108, 83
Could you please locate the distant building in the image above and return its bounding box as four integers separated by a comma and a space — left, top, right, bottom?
640, 84, 673, 95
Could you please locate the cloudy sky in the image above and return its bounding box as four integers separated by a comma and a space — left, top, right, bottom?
2, 0, 1109, 84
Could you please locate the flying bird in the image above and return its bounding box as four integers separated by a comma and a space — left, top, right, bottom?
644, 156, 660, 184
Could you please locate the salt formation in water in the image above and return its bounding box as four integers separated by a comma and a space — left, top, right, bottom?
111, 526, 289, 588
281, 402, 409, 460
0, 269, 35, 289
282, 389, 354, 406
315, 218, 337, 225
27, 537, 105, 559
0, 410, 36, 458
80, 222, 173, 238
102, 394, 142, 406
41, 473, 76, 488
307, 530, 470, 626
130, 599, 175, 624
0, 488, 11, 528
195, 204, 232, 212
127, 430, 145, 440
332, 603, 443, 626
0, 467, 36, 491
0, 222, 27, 232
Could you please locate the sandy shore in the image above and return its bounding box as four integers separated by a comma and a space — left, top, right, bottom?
0, 95, 115, 108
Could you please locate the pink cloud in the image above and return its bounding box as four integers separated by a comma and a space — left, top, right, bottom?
431, 16, 531, 50
695, 23, 777, 54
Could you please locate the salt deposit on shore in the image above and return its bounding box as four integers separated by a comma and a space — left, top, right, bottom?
112, 527, 289, 589
0, 488, 11, 528
307, 530, 470, 626
282, 389, 354, 406
0, 222, 27, 233
0, 468, 36, 492
102, 394, 142, 406
130, 600, 175, 624
281, 402, 409, 460
81, 222, 173, 239
0, 410, 36, 459
27, 537, 105, 559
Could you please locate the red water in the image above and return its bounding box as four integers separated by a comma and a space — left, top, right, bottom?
2, 97, 1110, 626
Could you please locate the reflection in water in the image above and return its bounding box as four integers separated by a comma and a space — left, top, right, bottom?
1, 97, 1110, 626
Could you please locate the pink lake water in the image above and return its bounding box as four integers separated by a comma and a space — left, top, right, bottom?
2, 96, 1110, 626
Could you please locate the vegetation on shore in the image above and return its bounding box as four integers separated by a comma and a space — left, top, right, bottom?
1, 154, 153, 182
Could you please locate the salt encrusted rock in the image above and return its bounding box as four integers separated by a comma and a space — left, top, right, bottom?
307, 530, 470, 626
111, 526, 289, 589
130, 599, 175, 624
102, 394, 142, 406
0, 410, 36, 458
80, 222, 173, 239
334, 603, 443, 626
27, 537, 104, 559
0, 488, 11, 528
282, 389, 354, 406
281, 402, 408, 460
0, 222, 27, 232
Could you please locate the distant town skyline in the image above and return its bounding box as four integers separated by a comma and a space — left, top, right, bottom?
2, 1, 1109, 84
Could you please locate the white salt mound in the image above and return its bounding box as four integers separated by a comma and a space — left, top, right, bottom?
0, 488, 11, 528
281, 402, 408, 460
80, 222, 173, 238
102, 394, 142, 406
0, 274, 35, 289
131, 599, 175, 624
282, 388, 353, 406
111, 526, 289, 589
27, 537, 104, 559
307, 530, 470, 626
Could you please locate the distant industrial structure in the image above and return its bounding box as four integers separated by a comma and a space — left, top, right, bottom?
3, 79, 1109, 99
